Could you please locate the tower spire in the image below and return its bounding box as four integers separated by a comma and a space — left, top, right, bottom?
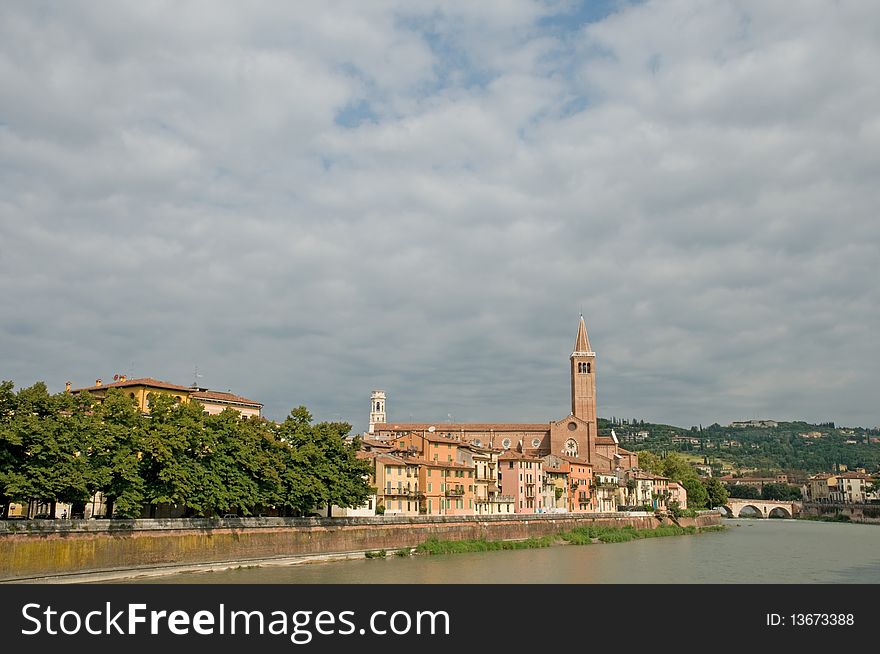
573, 314, 592, 354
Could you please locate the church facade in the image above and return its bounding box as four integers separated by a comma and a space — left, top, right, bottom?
369, 316, 638, 474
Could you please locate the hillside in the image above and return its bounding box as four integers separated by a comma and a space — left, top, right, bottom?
598, 418, 880, 474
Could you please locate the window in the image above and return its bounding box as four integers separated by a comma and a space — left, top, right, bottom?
587, 363, 591, 373
427, 483, 432, 492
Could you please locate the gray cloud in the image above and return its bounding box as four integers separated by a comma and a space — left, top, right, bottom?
1, 1, 878, 432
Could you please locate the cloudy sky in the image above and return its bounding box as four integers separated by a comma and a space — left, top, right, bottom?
2, 1, 878, 432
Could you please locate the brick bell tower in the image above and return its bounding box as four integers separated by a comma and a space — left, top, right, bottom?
570, 315, 597, 440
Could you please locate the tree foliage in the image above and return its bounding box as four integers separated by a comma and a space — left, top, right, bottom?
705, 477, 729, 508
0, 382, 372, 518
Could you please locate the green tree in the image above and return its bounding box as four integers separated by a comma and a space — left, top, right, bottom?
681, 477, 709, 509
726, 483, 761, 499
637, 451, 664, 475
94, 389, 146, 518
705, 477, 729, 508
761, 483, 802, 501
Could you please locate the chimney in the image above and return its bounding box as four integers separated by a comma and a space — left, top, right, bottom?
65, 381, 71, 393
95, 379, 102, 387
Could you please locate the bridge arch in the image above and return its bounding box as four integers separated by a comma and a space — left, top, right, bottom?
736, 504, 763, 518
768, 506, 791, 519
719, 505, 734, 518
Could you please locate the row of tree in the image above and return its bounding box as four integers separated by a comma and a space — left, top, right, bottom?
725, 482, 803, 501
0, 381, 372, 519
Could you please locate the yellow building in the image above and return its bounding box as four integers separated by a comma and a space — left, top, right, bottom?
70, 377, 261, 417
71, 376, 193, 412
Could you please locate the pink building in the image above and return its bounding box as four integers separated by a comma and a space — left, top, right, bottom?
498, 450, 543, 513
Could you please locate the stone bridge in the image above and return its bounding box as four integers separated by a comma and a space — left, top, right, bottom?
720, 499, 801, 518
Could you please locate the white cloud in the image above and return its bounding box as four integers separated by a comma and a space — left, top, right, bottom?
1, 1, 878, 431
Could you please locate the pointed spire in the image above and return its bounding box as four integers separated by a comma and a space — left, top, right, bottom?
573, 314, 592, 353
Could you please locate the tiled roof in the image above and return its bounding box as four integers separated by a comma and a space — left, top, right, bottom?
73, 377, 194, 393
408, 459, 474, 470
190, 389, 262, 407
375, 454, 418, 466
373, 423, 550, 432
498, 450, 543, 462
553, 454, 592, 466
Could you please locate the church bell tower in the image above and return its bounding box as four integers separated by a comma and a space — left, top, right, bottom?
369, 390, 386, 434
570, 315, 597, 438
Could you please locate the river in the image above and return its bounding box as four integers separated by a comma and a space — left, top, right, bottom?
123, 519, 880, 584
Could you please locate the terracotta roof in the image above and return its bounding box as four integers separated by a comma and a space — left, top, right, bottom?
458, 442, 502, 454
498, 450, 543, 462
553, 454, 592, 466
73, 377, 194, 393
362, 438, 396, 450
373, 423, 550, 432
408, 459, 474, 470
375, 454, 418, 466
190, 389, 262, 407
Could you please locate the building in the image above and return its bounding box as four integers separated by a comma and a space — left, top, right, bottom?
369, 316, 638, 475
667, 481, 688, 510
620, 471, 656, 509
374, 454, 422, 515
829, 472, 874, 504
71, 377, 193, 412
543, 454, 592, 512
498, 450, 544, 513
458, 443, 508, 515
70, 376, 261, 418
542, 462, 571, 513
718, 474, 788, 490
593, 472, 619, 512
188, 389, 262, 417
729, 420, 778, 428
804, 473, 838, 503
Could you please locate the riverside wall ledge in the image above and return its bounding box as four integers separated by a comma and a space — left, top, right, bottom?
0, 511, 721, 582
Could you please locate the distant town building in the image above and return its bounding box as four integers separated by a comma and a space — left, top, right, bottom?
729, 420, 778, 428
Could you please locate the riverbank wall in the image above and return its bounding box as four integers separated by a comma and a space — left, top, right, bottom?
0, 511, 720, 582
800, 502, 880, 524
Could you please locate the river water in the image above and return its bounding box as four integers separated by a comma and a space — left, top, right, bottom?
130, 519, 880, 584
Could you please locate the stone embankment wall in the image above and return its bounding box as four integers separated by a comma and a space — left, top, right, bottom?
800, 502, 880, 524
0, 511, 720, 582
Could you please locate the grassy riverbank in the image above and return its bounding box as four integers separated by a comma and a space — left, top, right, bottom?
411, 524, 725, 556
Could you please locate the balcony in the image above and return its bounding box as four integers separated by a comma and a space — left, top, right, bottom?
445, 488, 465, 497
383, 488, 424, 498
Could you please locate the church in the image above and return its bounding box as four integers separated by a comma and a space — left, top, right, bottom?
368, 316, 638, 474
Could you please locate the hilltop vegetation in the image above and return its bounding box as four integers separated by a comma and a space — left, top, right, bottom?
599, 418, 880, 474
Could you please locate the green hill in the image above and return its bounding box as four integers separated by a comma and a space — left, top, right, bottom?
598, 418, 880, 474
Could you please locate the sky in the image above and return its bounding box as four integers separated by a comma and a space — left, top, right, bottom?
1, 1, 878, 433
